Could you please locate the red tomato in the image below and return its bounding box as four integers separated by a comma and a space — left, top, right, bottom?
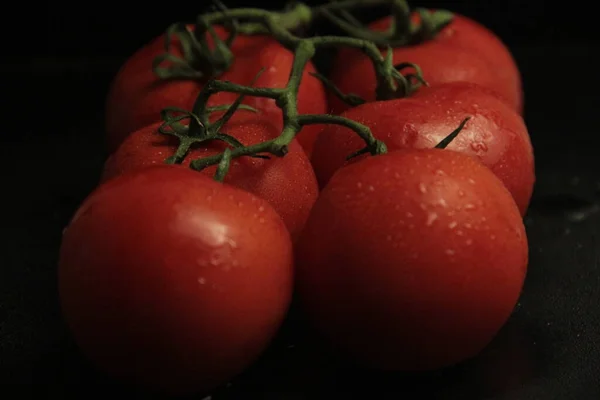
329, 13, 522, 114
105, 25, 327, 156
296, 149, 528, 371
311, 82, 534, 216
102, 111, 318, 241
59, 166, 293, 395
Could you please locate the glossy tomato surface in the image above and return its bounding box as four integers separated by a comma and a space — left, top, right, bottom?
105, 25, 326, 155
296, 149, 528, 371
312, 82, 534, 215
329, 13, 522, 114
102, 111, 319, 241
59, 166, 293, 395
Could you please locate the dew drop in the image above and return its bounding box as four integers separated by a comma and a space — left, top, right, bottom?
468, 178, 476, 185
438, 198, 448, 207
395, 204, 401, 211
357, 182, 363, 189
258, 206, 265, 212
206, 195, 213, 202
466, 239, 473, 245
408, 224, 415, 229
238, 201, 244, 207
198, 277, 206, 285
435, 169, 446, 176
464, 203, 476, 210
386, 234, 393, 242
411, 253, 419, 259
445, 249, 455, 255
406, 212, 413, 218
490, 234, 496, 240
368, 185, 375, 192
458, 190, 465, 197
259, 217, 265, 224
426, 212, 438, 226
456, 230, 464, 236
448, 221, 458, 229
420, 203, 427, 210
394, 172, 401, 179
464, 223, 472, 229
419, 183, 427, 194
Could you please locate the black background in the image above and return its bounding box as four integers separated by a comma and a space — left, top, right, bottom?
2, 1, 600, 398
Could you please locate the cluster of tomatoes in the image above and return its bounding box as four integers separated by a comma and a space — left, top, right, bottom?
58, 3, 534, 397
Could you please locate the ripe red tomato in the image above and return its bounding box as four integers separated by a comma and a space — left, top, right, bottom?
296, 149, 528, 371
102, 111, 319, 241
59, 166, 293, 395
329, 13, 522, 114
105, 25, 327, 156
311, 82, 534, 216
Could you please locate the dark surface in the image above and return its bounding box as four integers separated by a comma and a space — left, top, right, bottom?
2, 33, 600, 400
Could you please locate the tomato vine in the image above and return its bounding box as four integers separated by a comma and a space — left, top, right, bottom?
152, 0, 462, 179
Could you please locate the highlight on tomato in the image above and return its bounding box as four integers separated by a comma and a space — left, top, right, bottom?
296, 149, 528, 371
312, 82, 534, 215
59, 166, 294, 396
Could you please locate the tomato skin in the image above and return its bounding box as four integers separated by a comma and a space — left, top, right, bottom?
311, 82, 534, 215
296, 149, 528, 371
102, 112, 318, 241
59, 166, 293, 395
329, 13, 522, 114
105, 26, 326, 156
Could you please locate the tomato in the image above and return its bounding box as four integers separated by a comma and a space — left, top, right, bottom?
59, 165, 293, 395
102, 111, 318, 241
296, 149, 528, 371
311, 82, 534, 216
105, 25, 326, 156
329, 13, 522, 114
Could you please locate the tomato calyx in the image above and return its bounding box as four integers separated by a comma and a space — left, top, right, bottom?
323, 1, 454, 47
158, 75, 268, 180
153, 20, 236, 81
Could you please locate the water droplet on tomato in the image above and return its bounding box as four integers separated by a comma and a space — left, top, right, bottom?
458, 190, 465, 197
470, 142, 488, 153
466, 239, 473, 245
368, 185, 374, 192
464, 223, 473, 229
456, 230, 464, 236
238, 201, 244, 207
490, 234, 496, 240
426, 212, 438, 226
406, 212, 413, 218
448, 221, 458, 229
386, 235, 393, 242
435, 169, 446, 176
357, 182, 363, 189
259, 218, 265, 224
468, 178, 476, 185
445, 249, 455, 255
419, 183, 427, 193
198, 277, 206, 285
464, 203, 477, 210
